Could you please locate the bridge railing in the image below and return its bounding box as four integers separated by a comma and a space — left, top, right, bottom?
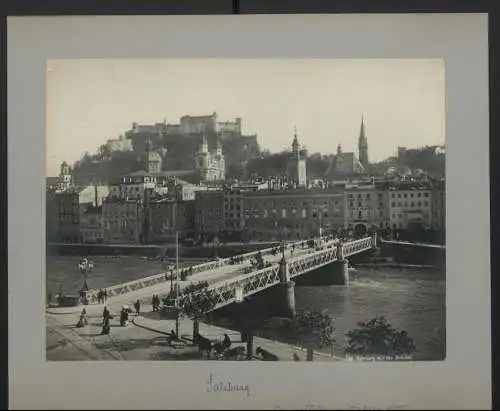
342, 237, 374, 257
84, 237, 323, 301
178, 236, 374, 312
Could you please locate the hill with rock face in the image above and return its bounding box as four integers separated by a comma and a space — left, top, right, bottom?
70, 127, 444, 185
71, 130, 261, 185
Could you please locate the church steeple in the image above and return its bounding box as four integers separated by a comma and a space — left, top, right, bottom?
337, 143, 342, 155
215, 136, 222, 155
144, 137, 151, 172
292, 126, 300, 153
358, 114, 369, 169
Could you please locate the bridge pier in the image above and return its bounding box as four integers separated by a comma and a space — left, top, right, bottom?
270, 258, 296, 318
273, 280, 296, 318
331, 259, 349, 285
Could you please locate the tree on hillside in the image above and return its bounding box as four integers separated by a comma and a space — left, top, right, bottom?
287, 308, 336, 361
345, 316, 416, 360
246, 152, 288, 178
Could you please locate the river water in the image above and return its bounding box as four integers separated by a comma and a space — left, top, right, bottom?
46, 256, 445, 361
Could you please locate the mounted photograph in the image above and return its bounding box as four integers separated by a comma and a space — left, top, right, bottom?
45, 58, 446, 363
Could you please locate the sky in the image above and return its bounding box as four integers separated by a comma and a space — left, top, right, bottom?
46, 58, 445, 176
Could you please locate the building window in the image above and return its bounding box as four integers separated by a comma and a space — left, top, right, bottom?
410, 193, 414, 198
424, 193, 429, 197
302, 209, 306, 218
358, 211, 362, 219
282, 209, 286, 218
404, 193, 407, 198
410, 202, 414, 207
379, 202, 383, 208
391, 194, 395, 198
358, 202, 362, 207
391, 202, 395, 207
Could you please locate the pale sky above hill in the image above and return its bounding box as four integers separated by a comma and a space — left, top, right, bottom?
46, 58, 445, 176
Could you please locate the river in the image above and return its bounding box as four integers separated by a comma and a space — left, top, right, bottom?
46, 255, 445, 361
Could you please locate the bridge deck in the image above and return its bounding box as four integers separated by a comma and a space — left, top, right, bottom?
85, 240, 333, 309
82, 236, 375, 314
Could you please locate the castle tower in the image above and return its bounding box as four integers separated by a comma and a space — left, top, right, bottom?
358, 114, 369, 170
286, 126, 307, 187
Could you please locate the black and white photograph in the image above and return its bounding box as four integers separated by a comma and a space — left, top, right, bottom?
45, 58, 446, 363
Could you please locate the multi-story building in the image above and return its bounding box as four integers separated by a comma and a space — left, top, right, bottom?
56, 190, 81, 243
194, 190, 225, 239
102, 198, 145, 244
345, 188, 390, 235
243, 189, 345, 241
431, 181, 446, 231
194, 135, 225, 181
286, 128, 308, 188
46, 184, 110, 243
222, 188, 244, 236
148, 197, 196, 242
388, 187, 432, 230
80, 205, 104, 243
108, 171, 157, 201
46, 189, 60, 243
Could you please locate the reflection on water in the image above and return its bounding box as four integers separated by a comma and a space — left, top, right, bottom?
260, 268, 445, 361
46, 255, 445, 360
46, 255, 165, 295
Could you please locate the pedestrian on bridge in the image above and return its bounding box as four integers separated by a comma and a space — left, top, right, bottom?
102, 306, 110, 324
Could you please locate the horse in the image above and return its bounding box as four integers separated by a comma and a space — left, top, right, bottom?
256, 346, 279, 361
197, 334, 213, 358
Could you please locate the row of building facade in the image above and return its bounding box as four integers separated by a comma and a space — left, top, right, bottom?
47, 173, 445, 244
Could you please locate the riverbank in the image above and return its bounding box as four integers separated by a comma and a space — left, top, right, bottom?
352, 262, 437, 270
47, 241, 282, 258
46, 297, 341, 362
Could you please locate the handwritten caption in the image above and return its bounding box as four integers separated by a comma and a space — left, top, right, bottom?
206, 372, 251, 397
